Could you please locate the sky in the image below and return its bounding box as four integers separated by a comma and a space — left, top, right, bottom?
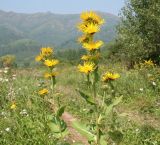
0, 0, 125, 16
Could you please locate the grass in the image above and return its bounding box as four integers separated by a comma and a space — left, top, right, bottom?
0, 63, 160, 145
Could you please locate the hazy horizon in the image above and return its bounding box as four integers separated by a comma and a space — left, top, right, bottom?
0, 0, 125, 16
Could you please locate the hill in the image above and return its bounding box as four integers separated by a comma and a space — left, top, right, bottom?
0, 10, 119, 64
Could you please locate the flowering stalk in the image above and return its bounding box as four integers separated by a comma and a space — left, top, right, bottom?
75, 11, 122, 145
35, 47, 68, 142
36, 47, 59, 101
77, 11, 104, 145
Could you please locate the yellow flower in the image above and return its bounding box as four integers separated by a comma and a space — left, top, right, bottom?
78, 62, 95, 74
81, 53, 101, 61
81, 11, 105, 25
38, 88, 49, 95
44, 59, 59, 67
144, 59, 154, 66
83, 40, 103, 51
78, 23, 100, 34
10, 103, 16, 110
41, 47, 53, 56
44, 72, 58, 79
102, 72, 120, 82
81, 55, 91, 61
78, 35, 89, 43
35, 54, 43, 62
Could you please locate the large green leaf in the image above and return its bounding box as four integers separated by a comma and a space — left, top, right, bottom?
72, 120, 95, 142
105, 96, 122, 116
100, 135, 108, 145
48, 116, 67, 133
53, 129, 69, 139
48, 122, 61, 133
76, 89, 95, 105
57, 106, 65, 117
108, 130, 123, 144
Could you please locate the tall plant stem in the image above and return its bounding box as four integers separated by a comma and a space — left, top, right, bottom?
49, 68, 56, 111
93, 70, 100, 145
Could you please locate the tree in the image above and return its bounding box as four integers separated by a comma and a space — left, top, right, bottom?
117, 0, 160, 65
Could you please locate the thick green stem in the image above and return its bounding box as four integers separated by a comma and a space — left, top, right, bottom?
93, 70, 100, 145
96, 115, 100, 145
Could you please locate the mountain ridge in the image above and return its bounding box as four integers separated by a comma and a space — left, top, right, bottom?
0, 10, 120, 63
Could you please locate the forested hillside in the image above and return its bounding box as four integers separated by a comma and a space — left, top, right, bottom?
0, 10, 119, 63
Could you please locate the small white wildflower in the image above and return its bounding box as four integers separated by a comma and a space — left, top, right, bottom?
139, 88, 143, 92
12, 77, 16, 80
4, 67, 9, 70
152, 81, 156, 86
4, 70, 8, 73
0, 78, 3, 81
72, 140, 75, 143
1, 112, 6, 116
83, 109, 87, 111
5, 128, 10, 132
135, 128, 139, 132
20, 109, 28, 116
5, 79, 9, 82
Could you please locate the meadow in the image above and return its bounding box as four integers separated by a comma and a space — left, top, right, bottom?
0, 62, 160, 145
0, 10, 160, 145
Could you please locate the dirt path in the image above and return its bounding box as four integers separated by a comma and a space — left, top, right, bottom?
62, 112, 89, 145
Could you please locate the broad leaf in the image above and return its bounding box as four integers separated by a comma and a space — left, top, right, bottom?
53, 129, 69, 139
76, 89, 95, 105
108, 130, 123, 143
100, 135, 108, 145
72, 120, 95, 142
57, 106, 65, 117
105, 96, 122, 116
48, 116, 67, 133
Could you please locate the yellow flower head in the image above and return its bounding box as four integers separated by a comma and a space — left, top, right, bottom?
10, 103, 16, 110
41, 47, 53, 56
83, 40, 103, 51
102, 72, 120, 82
81, 11, 105, 25
38, 88, 49, 95
81, 55, 91, 61
78, 23, 100, 34
81, 53, 101, 61
78, 62, 95, 74
44, 72, 58, 79
144, 59, 154, 66
44, 59, 59, 67
78, 35, 89, 43
35, 54, 43, 62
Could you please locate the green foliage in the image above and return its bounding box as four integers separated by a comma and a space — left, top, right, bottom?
76, 89, 95, 105
72, 121, 95, 142
0, 64, 160, 144
117, 0, 160, 64
0, 10, 119, 65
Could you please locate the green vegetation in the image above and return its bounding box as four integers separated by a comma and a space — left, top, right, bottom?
1, 1, 160, 144
115, 0, 160, 65
0, 10, 119, 65
0, 63, 160, 144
